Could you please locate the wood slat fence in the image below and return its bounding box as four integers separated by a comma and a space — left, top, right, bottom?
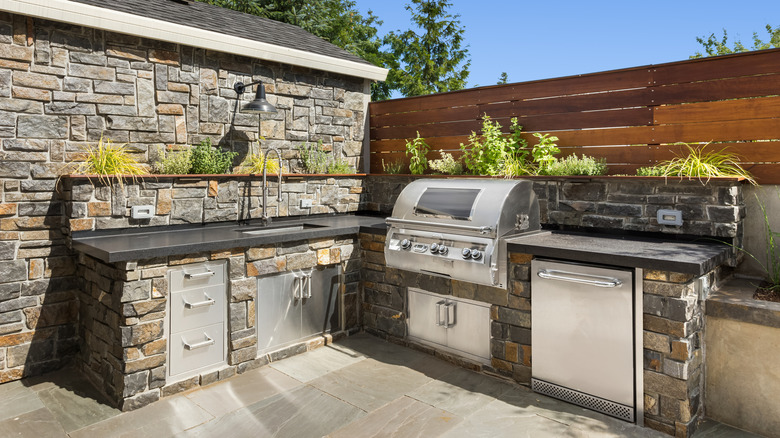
368, 48, 780, 184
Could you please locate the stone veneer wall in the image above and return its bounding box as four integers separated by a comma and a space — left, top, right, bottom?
0, 8, 369, 384
364, 176, 745, 260
360, 230, 726, 438
78, 235, 360, 410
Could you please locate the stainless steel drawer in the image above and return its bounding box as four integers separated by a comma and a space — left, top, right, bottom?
169, 323, 225, 377
170, 285, 225, 333
170, 262, 225, 292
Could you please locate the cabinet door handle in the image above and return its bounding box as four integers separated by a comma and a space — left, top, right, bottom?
183, 293, 215, 309
184, 269, 215, 280
435, 300, 446, 326
293, 276, 301, 299
183, 333, 215, 350
445, 302, 456, 328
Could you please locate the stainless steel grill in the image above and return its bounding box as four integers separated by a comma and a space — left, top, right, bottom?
385, 179, 540, 288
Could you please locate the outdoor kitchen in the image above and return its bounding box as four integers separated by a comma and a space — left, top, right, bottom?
0, 1, 778, 438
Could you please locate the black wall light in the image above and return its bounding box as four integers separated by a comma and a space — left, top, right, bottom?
234, 80, 277, 114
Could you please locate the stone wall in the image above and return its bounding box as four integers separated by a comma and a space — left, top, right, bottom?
0, 10, 369, 384
61, 176, 365, 233
364, 175, 744, 249
78, 235, 360, 410
360, 228, 725, 437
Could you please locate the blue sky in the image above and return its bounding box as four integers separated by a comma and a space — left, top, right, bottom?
356, 1, 780, 88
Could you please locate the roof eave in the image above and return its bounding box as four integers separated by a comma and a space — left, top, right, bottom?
4, 0, 389, 81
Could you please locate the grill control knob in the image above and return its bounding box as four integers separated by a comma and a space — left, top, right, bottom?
400, 239, 411, 250
461, 248, 471, 259
430, 243, 439, 253
470, 249, 482, 260
438, 245, 448, 255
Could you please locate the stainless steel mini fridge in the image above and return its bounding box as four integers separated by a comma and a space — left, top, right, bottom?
531, 258, 642, 423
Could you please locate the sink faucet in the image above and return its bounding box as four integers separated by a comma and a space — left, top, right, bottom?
261, 147, 283, 225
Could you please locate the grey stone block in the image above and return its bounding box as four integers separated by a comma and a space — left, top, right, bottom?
0, 283, 21, 301
172, 199, 203, 223
229, 302, 247, 331
17, 115, 68, 138
106, 115, 158, 131
123, 370, 150, 397
94, 80, 136, 95
3, 139, 48, 151
0, 261, 27, 284
120, 280, 151, 303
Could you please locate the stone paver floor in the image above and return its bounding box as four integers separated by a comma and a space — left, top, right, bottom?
0, 333, 763, 438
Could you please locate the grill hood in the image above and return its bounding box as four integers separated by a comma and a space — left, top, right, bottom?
385, 179, 540, 288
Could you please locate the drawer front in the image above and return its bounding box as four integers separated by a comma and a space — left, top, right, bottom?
170, 285, 225, 333
170, 262, 225, 292
169, 323, 225, 377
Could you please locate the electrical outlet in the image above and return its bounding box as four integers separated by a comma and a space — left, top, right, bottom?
300, 199, 313, 208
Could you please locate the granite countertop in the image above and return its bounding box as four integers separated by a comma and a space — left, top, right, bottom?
72, 214, 388, 263
506, 230, 730, 275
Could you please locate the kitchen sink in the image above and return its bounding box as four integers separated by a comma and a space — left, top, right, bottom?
236, 223, 326, 236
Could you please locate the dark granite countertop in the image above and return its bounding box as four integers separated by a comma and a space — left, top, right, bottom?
72, 214, 387, 263
506, 230, 730, 275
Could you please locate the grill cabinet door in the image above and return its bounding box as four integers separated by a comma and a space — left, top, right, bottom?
407, 289, 447, 347
300, 266, 341, 339
256, 271, 301, 354
445, 299, 491, 361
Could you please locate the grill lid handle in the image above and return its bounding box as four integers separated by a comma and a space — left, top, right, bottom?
386, 217, 493, 235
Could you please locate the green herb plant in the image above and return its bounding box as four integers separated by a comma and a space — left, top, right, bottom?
428, 150, 463, 175
327, 157, 355, 174
153, 147, 192, 175
298, 140, 329, 174
190, 138, 237, 174
460, 115, 528, 176
531, 133, 560, 174
636, 166, 665, 176
540, 154, 607, 176
234, 149, 280, 174
381, 158, 405, 174
405, 132, 430, 175
651, 142, 755, 185
74, 135, 148, 186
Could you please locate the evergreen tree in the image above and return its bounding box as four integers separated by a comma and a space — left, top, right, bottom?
691, 24, 780, 58
384, 0, 470, 97
497, 72, 508, 84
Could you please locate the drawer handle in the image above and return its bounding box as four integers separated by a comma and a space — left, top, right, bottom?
184, 270, 215, 280
183, 333, 215, 350
183, 294, 215, 309
537, 269, 622, 288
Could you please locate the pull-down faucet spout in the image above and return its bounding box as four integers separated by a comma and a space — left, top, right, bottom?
261, 147, 282, 225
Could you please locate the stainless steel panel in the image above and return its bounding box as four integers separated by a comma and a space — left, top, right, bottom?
531, 259, 635, 411
407, 289, 447, 347
407, 288, 490, 363
300, 266, 341, 339
170, 285, 225, 332
170, 261, 225, 292
169, 323, 225, 377
256, 271, 301, 354
446, 298, 491, 361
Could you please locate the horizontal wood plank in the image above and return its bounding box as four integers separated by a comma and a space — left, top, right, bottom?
653, 48, 780, 86
651, 73, 780, 106
654, 95, 780, 125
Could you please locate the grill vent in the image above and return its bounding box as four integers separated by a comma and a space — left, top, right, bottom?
532, 379, 634, 422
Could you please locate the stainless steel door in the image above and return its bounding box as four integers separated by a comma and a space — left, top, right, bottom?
446, 299, 490, 361
300, 266, 341, 338
532, 258, 635, 421
407, 289, 447, 347
256, 271, 299, 353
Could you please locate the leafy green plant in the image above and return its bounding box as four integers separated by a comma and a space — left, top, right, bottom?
153, 147, 192, 175
428, 150, 463, 175
190, 138, 237, 174
460, 115, 528, 176
298, 140, 329, 174
381, 158, 405, 174
636, 166, 665, 176
74, 135, 148, 185
655, 142, 755, 185
540, 154, 607, 176
327, 157, 355, 174
405, 131, 430, 175
531, 133, 560, 174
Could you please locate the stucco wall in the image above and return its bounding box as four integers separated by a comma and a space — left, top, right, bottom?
739, 184, 780, 278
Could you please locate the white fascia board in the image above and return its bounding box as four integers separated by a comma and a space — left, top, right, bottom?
2, 0, 389, 81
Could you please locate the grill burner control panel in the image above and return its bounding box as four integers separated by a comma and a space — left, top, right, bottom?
388, 232, 488, 265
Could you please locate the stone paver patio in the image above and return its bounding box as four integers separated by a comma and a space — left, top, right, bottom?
0, 333, 760, 437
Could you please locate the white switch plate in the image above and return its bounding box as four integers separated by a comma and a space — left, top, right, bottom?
299, 199, 313, 208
